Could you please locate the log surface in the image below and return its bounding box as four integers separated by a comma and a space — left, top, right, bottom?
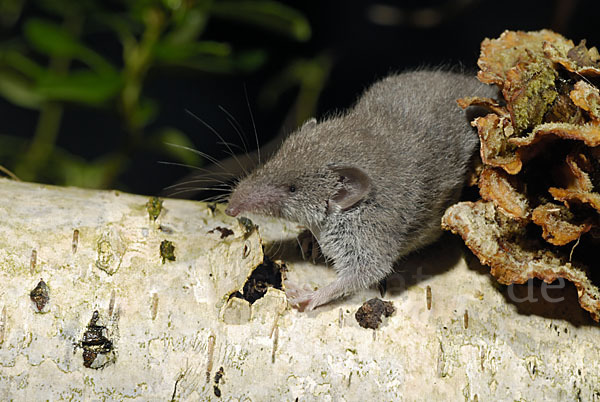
0, 178, 598, 401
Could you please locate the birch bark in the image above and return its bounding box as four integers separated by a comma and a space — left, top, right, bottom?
0, 178, 598, 401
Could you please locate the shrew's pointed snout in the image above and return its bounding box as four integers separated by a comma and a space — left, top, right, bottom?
225, 186, 248, 217
225, 204, 240, 217
224, 180, 284, 218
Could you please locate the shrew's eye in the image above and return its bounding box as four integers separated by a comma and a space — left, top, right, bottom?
289, 185, 296, 193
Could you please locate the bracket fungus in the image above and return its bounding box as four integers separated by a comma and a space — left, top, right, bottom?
444, 29, 600, 321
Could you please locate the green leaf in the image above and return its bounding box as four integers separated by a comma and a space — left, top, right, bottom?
24, 18, 115, 74
36, 70, 122, 104
0, 70, 43, 108
94, 12, 138, 42
153, 41, 231, 63
167, 8, 209, 44
211, 1, 311, 42
234, 49, 268, 72
24, 18, 83, 58
150, 128, 201, 167
1, 50, 46, 79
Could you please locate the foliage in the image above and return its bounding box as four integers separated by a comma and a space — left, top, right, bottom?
0, 0, 321, 189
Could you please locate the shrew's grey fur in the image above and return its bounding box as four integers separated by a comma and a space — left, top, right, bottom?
226, 69, 497, 310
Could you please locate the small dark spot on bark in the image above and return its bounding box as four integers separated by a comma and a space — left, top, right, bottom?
160, 240, 176, 263
213, 385, 221, 398
208, 227, 234, 239
242, 244, 250, 259
214, 366, 224, 384
77, 310, 114, 369
355, 298, 395, 329
30, 280, 50, 312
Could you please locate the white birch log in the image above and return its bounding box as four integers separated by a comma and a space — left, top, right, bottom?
0, 178, 599, 401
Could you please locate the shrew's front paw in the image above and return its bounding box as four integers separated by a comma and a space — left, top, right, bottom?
286, 280, 346, 311
285, 281, 316, 311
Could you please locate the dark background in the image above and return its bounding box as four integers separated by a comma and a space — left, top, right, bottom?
2, 0, 599, 196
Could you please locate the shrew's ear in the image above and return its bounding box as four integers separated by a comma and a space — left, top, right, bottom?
329, 166, 371, 212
